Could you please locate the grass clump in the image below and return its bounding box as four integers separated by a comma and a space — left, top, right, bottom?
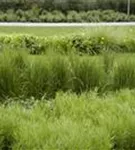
0, 106, 18, 150
70, 56, 105, 93
113, 58, 135, 90
23, 56, 50, 98
0, 50, 26, 98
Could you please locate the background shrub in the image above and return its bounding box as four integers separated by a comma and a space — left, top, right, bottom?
0, 9, 134, 22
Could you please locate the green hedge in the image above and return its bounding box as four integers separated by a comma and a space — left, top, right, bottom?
0, 34, 135, 55
0, 10, 135, 22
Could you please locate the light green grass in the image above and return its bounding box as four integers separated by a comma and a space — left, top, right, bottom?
0, 26, 84, 37
0, 26, 135, 37
1, 89, 135, 149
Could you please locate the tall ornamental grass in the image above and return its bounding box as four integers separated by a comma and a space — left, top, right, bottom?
113, 56, 135, 90
0, 51, 135, 98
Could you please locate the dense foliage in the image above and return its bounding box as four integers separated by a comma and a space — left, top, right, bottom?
0, 9, 135, 22
0, 28, 135, 99
1, 32, 135, 55
0, 0, 134, 14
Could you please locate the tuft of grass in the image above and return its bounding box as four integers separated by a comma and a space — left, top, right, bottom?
0, 106, 18, 150
23, 56, 50, 98
70, 56, 105, 93
0, 50, 27, 99
113, 58, 135, 90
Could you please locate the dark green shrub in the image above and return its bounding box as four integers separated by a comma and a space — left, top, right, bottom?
20, 35, 45, 54
67, 11, 82, 22
42, 12, 54, 22
129, 15, 135, 21
52, 10, 66, 22
70, 35, 109, 55
0, 35, 46, 54
86, 10, 101, 22
16, 9, 24, 18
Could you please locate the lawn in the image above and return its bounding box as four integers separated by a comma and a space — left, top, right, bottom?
0, 26, 135, 37
0, 26, 84, 36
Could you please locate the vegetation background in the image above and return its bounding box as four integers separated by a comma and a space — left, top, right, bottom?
1, 1, 135, 149
0, 0, 133, 13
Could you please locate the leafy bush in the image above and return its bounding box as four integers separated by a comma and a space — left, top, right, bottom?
0, 35, 45, 54
86, 10, 101, 22
1, 33, 135, 55
67, 11, 82, 22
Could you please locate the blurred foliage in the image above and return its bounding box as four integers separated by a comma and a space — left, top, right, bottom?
0, 0, 134, 14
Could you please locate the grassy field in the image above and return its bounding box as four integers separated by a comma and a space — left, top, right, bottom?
0, 26, 84, 36
1, 26, 135, 149
0, 26, 135, 37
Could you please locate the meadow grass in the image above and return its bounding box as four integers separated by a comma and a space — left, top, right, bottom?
0, 90, 135, 149
1, 26, 135, 149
